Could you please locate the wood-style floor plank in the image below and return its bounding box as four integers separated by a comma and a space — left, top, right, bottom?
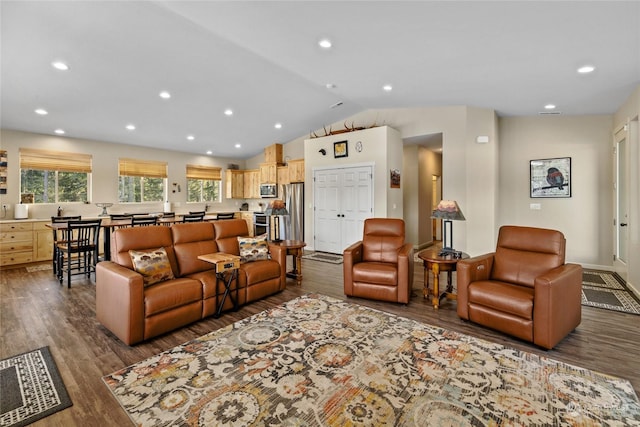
1, 257, 638, 426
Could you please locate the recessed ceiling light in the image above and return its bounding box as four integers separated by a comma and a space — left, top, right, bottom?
35, 108, 48, 115
274, 123, 282, 129
125, 124, 136, 131
325, 83, 336, 89
206, 150, 213, 155
544, 104, 556, 110
159, 91, 171, 99
382, 84, 393, 92
318, 39, 332, 49
577, 65, 595, 74
51, 61, 69, 71
54, 129, 65, 135
224, 109, 233, 116
234, 144, 241, 148
186, 135, 195, 141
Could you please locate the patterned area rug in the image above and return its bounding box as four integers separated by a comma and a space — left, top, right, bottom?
582, 270, 640, 315
103, 294, 640, 426
301, 252, 343, 264
0, 346, 72, 427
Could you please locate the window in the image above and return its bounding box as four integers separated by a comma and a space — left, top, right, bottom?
118, 158, 167, 203
19, 148, 91, 203
186, 164, 222, 203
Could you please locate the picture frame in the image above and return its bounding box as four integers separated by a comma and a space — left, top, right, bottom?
333, 141, 348, 158
530, 157, 571, 198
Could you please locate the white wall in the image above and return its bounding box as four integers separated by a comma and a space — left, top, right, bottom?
498, 115, 613, 267
301, 126, 403, 249
0, 129, 247, 219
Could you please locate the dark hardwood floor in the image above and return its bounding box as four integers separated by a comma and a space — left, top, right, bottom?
1, 257, 638, 426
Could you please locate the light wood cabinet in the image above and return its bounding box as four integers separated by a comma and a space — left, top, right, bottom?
241, 212, 254, 237
260, 162, 278, 184
288, 159, 305, 183
264, 143, 283, 163
277, 165, 290, 185
243, 169, 260, 199
0, 222, 34, 266
225, 169, 244, 199
34, 221, 54, 262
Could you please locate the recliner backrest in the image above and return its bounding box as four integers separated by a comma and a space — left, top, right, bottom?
213, 219, 249, 256
492, 225, 566, 287
171, 223, 217, 275
361, 218, 405, 263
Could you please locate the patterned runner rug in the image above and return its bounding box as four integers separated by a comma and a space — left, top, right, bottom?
103, 294, 640, 426
301, 252, 343, 264
0, 346, 72, 427
582, 270, 640, 315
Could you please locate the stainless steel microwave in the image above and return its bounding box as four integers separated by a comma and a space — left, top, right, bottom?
260, 183, 277, 198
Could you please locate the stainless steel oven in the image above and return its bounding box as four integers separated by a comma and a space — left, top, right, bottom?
253, 212, 268, 236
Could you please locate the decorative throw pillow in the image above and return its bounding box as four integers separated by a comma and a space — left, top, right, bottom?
238, 234, 269, 263
129, 247, 175, 286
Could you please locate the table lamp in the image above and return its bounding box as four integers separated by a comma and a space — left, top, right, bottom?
431, 200, 465, 256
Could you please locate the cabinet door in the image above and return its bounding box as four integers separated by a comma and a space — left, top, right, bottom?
288, 159, 305, 183
226, 170, 244, 199
243, 170, 259, 199
34, 222, 54, 261
260, 163, 277, 184
277, 166, 290, 185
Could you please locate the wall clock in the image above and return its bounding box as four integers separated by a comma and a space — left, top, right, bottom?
355, 141, 363, 152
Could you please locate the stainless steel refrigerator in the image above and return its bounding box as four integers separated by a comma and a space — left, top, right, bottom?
279, 183, 304, 241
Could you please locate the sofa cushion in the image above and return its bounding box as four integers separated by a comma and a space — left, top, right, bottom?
238, 234, 269, 263
171, 222, 218, 276
352, 261, 398, 286
129, 247, 175, 286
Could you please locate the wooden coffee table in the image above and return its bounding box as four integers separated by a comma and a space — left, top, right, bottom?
273, 240, 306, 286
418, 248, 469, 309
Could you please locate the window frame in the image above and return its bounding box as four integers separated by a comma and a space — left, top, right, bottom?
186, 164, 222, 204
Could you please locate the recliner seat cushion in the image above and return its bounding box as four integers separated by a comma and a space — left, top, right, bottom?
352, 262, 398, 286
468, 281, 534, 319
144, 278, 202, 316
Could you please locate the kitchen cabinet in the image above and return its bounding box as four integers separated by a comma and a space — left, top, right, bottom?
34, 221, 54, 262
240, 212, 254, 237
260, 163, 278, 184
288, 159, 305, 183
264, 143, 283, 163
226, 169, 244, 199
277, 165, 290, 185
0, 222, 34, 266
243, 169, 260, 199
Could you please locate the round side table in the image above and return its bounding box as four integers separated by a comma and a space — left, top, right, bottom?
417, 248, 469, 309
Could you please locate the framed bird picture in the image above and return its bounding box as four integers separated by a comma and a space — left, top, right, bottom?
530, 157, 571, 198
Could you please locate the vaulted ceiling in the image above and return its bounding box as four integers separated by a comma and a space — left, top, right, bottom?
2, 1, 638, 158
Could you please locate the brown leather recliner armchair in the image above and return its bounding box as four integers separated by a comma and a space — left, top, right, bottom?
457, 225, 582, 349
343, 218, 414, 304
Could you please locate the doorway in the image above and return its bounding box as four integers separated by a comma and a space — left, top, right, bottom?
614, 124, 628, 279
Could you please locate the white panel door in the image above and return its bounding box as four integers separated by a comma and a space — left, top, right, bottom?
341, 167, 373, 249
313, 169, 342, 253
314, 166, 373, 253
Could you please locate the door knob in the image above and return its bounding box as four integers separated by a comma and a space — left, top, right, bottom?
620, 223, 628, 227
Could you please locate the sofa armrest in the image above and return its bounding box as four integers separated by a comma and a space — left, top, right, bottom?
96, 261, 145, 345
456, 253, 495, 319
396, 243, 414, 304
343, 241, 363, 296
268, 243, 287, 288
533, 263, 583, 349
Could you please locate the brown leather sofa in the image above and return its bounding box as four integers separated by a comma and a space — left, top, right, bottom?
343, 218, 414, 304
457, 225, 582, 349
96, 219, 286, 345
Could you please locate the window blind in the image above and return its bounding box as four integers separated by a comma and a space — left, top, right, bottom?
186, 164, 222, 181
118, 158, 167, 178
19, 148, 92, 173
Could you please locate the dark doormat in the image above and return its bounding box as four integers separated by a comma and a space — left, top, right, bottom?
582, 270, 640, 315
0, 346, 72, 426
